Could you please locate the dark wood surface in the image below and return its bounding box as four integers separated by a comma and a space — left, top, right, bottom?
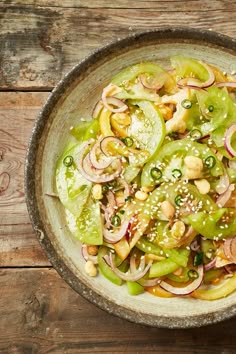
0, 1, 236, 352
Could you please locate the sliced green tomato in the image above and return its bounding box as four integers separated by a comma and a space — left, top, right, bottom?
171, 55, 210, 82
128, 100, 166, 160
136, 236, 189, 267
127, 281, 144, 295
149, 258, 180, 278
184, 208, 236, 240
111, 62, 175, 94
141, 139, 224, 187
56, 143, 92, 218
123, 165, 140, 183
196, 86, 236, 148
192, 273, 236, 300
167, 268, 190, 283
66, 197, 103, 245
98, 246, 123, 286
116, 82, 161, 102
70, 119, 99, 142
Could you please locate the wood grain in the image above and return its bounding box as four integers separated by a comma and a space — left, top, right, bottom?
0, 92, 50, 266
0, 267, 235, 353
0, 1, 235, 89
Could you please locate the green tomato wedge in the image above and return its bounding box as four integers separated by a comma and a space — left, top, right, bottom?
171, 55, 210, 82
70, 119, 99, 142
66, 197, 103, 245
196, 86, 236, 148
127, 281, 144, 295
128, 100, 166, 161
183, 208, 236, 240
149, 258, 180, 278
56, 143, 92, 218
141, 139, 224, 187
98, 246, 123, 285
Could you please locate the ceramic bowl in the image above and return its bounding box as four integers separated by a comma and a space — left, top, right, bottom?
25, 28, 236, 328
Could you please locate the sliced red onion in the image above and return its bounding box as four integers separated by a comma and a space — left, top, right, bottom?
92, 100, 103, 119
101, 204, 112, 228
45, 192, 59, 198
177, 62, 215, 89
102, 84, 128, 113
190, 239, 200, 252
204, 258, 216, 271
89, 139, 116, 169
224, 123, 236, 158
215, 171, 230, 194
104, 253, 152, 281
78, 152, 122, 183
106, 191, 116, 216
103, 219, 131, 244
130, 254, 146, 273
223, 236, 236, 262
160, 264, 204, 295
216, 82, 236, 89
216, 184, 234, 207
81, 245, 98, 264
139, 74, 163, 91
100, 136, 127, 157
117, 177, 131, 200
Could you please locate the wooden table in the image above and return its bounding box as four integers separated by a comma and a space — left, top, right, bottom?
1, 1, 236, 352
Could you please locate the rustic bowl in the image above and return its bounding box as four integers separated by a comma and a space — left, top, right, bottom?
25, 28, 236, 328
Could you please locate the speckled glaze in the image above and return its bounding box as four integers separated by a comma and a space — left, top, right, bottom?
25, 28, 236, 328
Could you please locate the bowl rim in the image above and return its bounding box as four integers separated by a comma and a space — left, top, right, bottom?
25, 27, 236, 329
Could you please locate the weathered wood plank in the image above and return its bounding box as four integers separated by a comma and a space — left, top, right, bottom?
0, 267, 235, 353
0, 3, 235, 89
0, 92, 50, 266
2, 0, 235, 10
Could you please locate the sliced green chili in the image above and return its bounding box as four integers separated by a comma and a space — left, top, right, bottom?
190, 129, 202, 140
208, 105, 214, 112
175, 194, 183, 206
172, 169, 182, 179
181, 99, 192, 109
111, 214, 121, 227
204, 155, 216, 169
122, 136, 134, 147
150, 167, 162, 180
188, 269, 199, 279
63, 155, 73, 167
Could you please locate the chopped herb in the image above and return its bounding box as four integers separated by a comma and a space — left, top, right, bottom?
193, 252, 204, 266
119, 209, 125, 215
63, 155, 73, 167
102, 185, 109, 194
108, 180, 118, 188
125, 196, 133, 202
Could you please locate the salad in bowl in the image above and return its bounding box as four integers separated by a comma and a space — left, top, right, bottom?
55, 55, 236, 300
